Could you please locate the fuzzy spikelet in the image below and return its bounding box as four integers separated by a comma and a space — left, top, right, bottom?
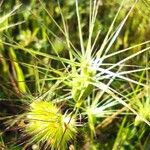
71, 60, 96, 101
134, 99, 150, 126
25, 101, 76, 150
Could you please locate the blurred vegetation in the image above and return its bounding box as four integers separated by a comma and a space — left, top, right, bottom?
0, 0, 150, 150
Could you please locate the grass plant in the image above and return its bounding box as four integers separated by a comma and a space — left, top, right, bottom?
0, 0, 150, 149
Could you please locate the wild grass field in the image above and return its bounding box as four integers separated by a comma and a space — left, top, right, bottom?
0, 0, 150, 150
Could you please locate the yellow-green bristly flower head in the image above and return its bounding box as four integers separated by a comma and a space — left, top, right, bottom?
25, 101, 77, 150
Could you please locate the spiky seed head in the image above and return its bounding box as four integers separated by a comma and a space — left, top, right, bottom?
25, 101, 77, 150
134, 99, 150, 126
71, 60, 96, 101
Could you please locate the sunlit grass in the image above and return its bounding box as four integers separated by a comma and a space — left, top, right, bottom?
0, 0, 150, 149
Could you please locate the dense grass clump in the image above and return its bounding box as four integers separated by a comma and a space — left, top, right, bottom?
0, 0, 150, 149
